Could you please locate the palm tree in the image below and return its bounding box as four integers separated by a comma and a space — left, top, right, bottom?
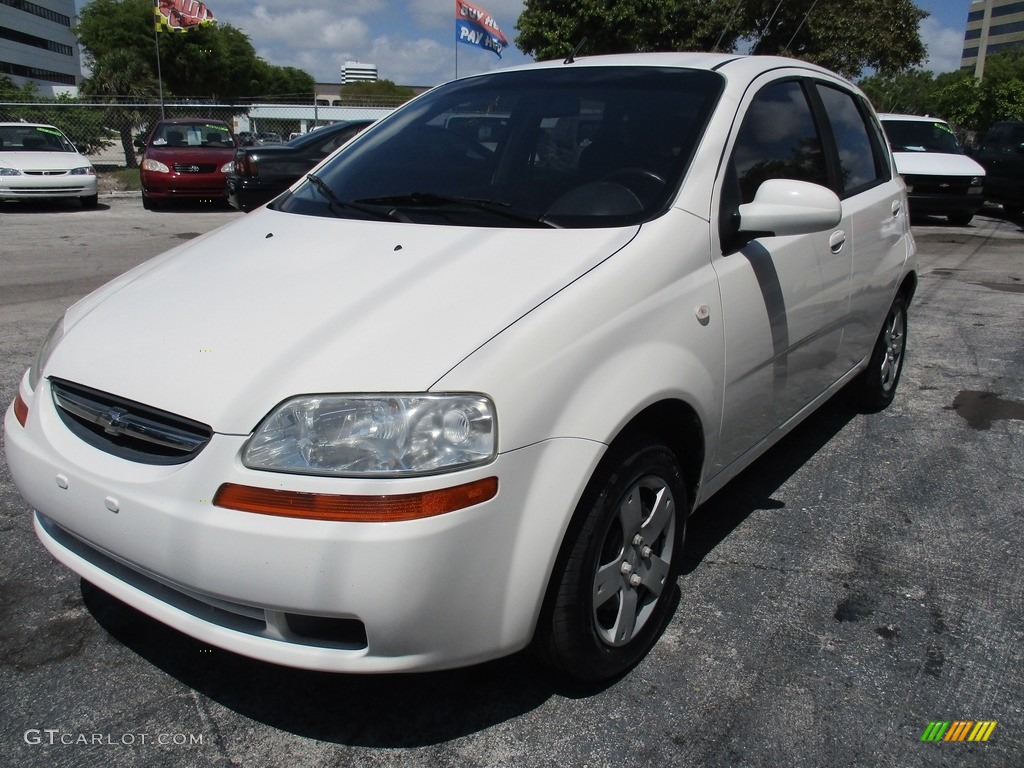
80, 50, 157, 169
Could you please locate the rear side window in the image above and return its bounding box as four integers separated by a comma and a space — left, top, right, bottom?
730, 80, 827, 204
816, 85, 887, 195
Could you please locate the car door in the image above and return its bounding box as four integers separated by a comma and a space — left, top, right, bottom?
812, 83, 910, 370
710, 75, 853, 476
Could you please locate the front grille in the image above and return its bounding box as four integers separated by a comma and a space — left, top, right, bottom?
903, 174, 976, 195
172, 163, 217, 174
24, 170, 70, 176
50, 377, 212, 464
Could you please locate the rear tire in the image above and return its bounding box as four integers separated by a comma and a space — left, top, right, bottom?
535, 434, 686, 681
853, 293, 907, 413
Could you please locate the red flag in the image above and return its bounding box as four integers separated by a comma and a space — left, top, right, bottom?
155, 0, 216, 33
455, 0, 508, 58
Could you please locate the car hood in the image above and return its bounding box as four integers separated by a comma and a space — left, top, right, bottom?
48, 209, 637, 434
0, 150, 90, 171
892, 151, 986, 177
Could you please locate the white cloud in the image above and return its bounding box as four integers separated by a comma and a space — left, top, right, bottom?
920, 17, 964, 74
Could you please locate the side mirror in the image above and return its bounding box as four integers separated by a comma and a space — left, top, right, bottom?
738, 179, 842, 237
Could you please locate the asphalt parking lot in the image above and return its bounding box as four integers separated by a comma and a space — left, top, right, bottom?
1, 196, 1022, 767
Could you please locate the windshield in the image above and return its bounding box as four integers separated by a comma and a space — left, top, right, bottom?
883, 119, 963, 154
276, 66, 723, 228
150, 122, 234, 148
0, 124, 76, 152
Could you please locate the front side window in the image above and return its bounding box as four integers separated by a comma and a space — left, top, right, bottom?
729, 80, 827, 204
276, 67, 724, 228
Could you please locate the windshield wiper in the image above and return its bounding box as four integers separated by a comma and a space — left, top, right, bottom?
356, 192, 556, 228
304, 173, 395, 221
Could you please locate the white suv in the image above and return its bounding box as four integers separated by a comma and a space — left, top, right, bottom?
7, 54, 917, 682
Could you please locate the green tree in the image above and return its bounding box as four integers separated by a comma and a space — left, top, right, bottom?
516, 0, 928, 79
74, 0, 314, 102
338, 79, 416, 105
858, 68, 938, 114
928, 64, 1024, 134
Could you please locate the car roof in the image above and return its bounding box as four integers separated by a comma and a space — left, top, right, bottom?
484, 51, 850, 84
155, 118, 232, 126
0, 121, 62, 129
878, 113, 950, 124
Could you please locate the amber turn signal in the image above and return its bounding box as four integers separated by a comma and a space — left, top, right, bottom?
213, 476, 498, 522
13, 392, 29, 427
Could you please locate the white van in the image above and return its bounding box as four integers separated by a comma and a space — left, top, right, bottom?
880, 113, 986, 225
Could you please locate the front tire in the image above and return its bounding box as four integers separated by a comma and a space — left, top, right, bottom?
535, 435, 687, 681
854, 293, 907, 413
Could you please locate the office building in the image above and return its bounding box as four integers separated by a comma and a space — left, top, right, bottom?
961, 0, 1024, 77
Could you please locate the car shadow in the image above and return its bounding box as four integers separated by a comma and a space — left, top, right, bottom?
682, 391, 859, 573
80, 392, 860, 746
144, 200, 236, 214
0, 200, 110, 213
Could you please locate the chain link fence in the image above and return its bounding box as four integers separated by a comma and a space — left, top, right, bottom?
0, 99, 401, 168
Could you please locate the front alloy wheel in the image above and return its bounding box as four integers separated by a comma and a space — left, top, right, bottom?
536, 435, 686, 681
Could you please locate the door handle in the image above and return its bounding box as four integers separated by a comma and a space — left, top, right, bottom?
892, 200, 902, 217
829, 230, 846, 253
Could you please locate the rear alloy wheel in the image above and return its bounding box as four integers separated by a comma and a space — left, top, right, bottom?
536, 436, 686, 681
854, 293, 907, 412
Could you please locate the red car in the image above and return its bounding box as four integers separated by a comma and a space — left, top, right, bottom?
138, 119, 236, 209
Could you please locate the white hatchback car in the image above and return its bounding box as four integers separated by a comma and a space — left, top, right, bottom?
0, 122, 98, 207
6, 54, 917, 681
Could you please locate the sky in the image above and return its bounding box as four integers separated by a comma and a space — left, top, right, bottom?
73, 1, 974, 87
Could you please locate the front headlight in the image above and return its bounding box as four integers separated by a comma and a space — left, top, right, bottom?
243, 394, 496, 476
28, 316, 65, 391
141, 158, 170, 173
220, 161, 233, 173
0, 165, 24, 177
70, 165, 96, 176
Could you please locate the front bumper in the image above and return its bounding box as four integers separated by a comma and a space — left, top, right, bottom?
5, 376, 602, 673
141, 171, 227, 200
0, 174, 97, 200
